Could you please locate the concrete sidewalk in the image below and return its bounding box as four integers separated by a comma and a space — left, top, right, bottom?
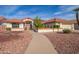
25, 31, 57, 54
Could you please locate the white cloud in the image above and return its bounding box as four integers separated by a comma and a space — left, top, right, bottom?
16, 11, 31, 15
59, 5, 79, 12
53, 11, 63, 16
54, 13, 75, 20
52, 5, 79, 17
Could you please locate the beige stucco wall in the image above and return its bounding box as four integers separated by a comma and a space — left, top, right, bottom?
19, 23, 24, 28
4, 23, 12, 28
5, 23, 24, 31
45, 22, 74, 30
60, 23, 74, 30
4, 23, 24, 28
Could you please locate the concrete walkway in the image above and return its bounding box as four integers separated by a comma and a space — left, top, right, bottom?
25, 31, 57, 54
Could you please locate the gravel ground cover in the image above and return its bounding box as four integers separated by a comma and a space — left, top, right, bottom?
43, 32, 79, 54
0, 31, 32, 54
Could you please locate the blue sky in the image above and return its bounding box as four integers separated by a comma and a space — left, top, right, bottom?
0, 5, 79, 20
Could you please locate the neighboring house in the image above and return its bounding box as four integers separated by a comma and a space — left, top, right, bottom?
0, 17, 33, 31
42, 18, 79, 31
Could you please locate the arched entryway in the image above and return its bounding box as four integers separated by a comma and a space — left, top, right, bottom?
24, 21, 32, 30
23, 18, 33, 30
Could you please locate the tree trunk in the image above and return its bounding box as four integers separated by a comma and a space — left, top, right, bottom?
76, 11, 79, 25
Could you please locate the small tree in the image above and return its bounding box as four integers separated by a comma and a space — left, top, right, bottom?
34, 16, 43, 29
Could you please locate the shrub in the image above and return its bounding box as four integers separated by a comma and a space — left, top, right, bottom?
6, 28, 11, 31
63, 29, 71, 33
53, 25, 60, 29
34, 16, 44, 29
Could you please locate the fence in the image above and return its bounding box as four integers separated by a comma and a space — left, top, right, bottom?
38, 28, 63, 33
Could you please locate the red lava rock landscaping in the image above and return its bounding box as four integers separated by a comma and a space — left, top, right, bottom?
0, 31, 32, 54
43, 32, 79, 54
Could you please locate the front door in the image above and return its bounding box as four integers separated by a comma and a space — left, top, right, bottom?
24, 21, 32, 30
27, 24, 31, 30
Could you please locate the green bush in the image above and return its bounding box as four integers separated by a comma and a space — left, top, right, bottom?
34, 16, 45, 29
63, 29, 71, 33
53, 25, 60, 28
6, 28, 11, 31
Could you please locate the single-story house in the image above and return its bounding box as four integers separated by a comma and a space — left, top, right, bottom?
38, 18, 79, 32
0, 17, 79, 32
0, 17, 33, 31
43, 18, 74, 30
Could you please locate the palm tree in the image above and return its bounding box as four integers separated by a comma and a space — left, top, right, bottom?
73, 8, 79, 25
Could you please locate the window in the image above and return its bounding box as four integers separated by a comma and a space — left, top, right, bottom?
0, 23, 2, 25
12, 23, 19, 28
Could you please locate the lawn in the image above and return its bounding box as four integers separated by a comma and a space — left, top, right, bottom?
0, 31, 32, 54
43, 32, 79, 54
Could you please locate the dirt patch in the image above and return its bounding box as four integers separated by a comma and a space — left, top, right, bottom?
43, 32, 79, 54
0, 31, 32, 54
0, 31, 22, 42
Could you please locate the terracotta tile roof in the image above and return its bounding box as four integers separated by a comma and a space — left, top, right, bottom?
43, 18, 76, 24
0, 18, 33, 23
0, 17, 77, 24
6, 19, 23, 23
43, 18, 64, 24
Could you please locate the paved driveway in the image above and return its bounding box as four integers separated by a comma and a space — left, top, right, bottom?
25, 31, 57, 54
